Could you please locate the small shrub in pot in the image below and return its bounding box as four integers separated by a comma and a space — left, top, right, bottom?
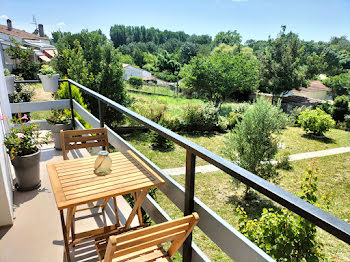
38, 65, 60, 92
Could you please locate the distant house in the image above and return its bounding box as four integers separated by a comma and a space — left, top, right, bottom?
0, 19, 57, 71
289, 80, 332, 101
122, 64, 152, 81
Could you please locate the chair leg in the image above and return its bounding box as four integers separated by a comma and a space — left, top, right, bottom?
133, 192, 143, 225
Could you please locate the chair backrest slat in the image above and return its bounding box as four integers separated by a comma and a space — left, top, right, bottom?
60, 127, 109, 160
103, 213, 199, 262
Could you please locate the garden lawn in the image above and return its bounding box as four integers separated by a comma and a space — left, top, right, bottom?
123, 127, 350, 169
154, 153, 350, 261
30, 83, 55, 120
126, 83, 175, 96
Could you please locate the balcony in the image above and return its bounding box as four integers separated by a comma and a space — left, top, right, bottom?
0, 79, 349, 262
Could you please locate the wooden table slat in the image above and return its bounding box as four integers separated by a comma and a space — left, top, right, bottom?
47, 151, 165, 210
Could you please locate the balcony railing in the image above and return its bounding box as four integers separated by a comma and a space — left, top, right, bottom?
11, 79, 350, 262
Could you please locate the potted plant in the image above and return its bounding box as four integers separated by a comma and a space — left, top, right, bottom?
4, 68, 15, 94
46, 110, 71, 150
38, 65, 59, 92
2, 114, 51, 191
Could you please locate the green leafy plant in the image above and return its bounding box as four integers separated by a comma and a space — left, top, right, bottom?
289, 106, 309, 126
39, 65, 57, 77
1, 114, 51, 159
344, 114, 350, 129
237, 164, 330, 261
46, 110, 70, 125
4, 68, 11, 76
322, 71, 350, 98
276, 151, 292, 170
332, 95, 350, 122
298, 108, 335, 136
223, 98, 286, 195
5, 38, 40, 79
128, 76, 143, 88
182, 103, 220, 131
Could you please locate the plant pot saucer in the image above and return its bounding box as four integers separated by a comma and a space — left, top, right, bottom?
15, 181, 41, 191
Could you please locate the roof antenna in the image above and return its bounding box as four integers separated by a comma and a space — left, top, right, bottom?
31, 15, 38, 35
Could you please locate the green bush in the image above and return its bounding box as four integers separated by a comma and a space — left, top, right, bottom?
128, 76, 143, 88
344, 114, 350, 129
276, 151, 292, 170
8, 83, 34, 103
298, 108, 335, 136
39, 65, 57, 76
289, 106, 309, 126
322, 71, 350, 98
182, 103, 220, 131
332, 95, 350, 122
228, 111, 242, 129
149, 119, 175, 151
237, 165, 329, 261
4, 68, 11, 76
223, 98, 286, 193
313, 101, 333, 115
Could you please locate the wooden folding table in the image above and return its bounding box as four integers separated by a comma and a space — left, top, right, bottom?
47, 151, 165, 262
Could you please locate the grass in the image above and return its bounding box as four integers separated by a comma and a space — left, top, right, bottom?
30, 84, 55, 120
123, 126, 350, 169
154, 153, 350, 261
126, 83, 176, 96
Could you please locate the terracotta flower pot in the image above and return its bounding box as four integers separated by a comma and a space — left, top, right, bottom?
39, 74, 59, 92
11, 150, 41, 191
50, 122, 71, 150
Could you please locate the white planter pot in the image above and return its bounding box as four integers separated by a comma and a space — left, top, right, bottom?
39, 73, 59, 92
50, 122, 72, 150
5, 75, 15, 94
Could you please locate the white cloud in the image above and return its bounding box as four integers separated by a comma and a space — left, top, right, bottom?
57, 22, 66, 27
0, 14, 9, 20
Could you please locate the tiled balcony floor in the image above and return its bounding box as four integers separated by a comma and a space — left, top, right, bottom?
0, 143, 139, 262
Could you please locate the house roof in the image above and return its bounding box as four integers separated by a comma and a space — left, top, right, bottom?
292, 80, 330, 94
282, 95, 323, 105
0, 24, 48, 40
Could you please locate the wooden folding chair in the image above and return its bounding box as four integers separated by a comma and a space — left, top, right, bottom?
94, 212, 199, 262
60, 128, 119, 233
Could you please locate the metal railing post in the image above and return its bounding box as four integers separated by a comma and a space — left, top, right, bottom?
68, 81, 76, 130
183, 150, 196, 262
98, 100, 106, 150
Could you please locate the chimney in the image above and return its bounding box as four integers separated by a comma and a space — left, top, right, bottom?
7, 19, 12, 31
38, 24, 44, 37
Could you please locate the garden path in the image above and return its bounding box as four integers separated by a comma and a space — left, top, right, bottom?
163, 146, 350, 176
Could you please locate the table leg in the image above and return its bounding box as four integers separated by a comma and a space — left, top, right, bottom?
112, 197, 120, 226
71, 207, 76, 246
66, 207, 74, 243
59, 210, 72, 262
133, 192, 143, 225
125, 189, 149, 229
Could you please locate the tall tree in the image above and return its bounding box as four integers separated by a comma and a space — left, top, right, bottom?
259, 26, 306, 97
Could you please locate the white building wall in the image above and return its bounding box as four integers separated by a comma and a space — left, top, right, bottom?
0, 55, 14, 226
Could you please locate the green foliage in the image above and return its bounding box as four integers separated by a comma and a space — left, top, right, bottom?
179, 41, 200, 64
213, 30, 242, 47
298, 108, 335, 136
313, 102, 333, 115
149, 119, 175, 151
276, 151, 292, 170
8, 82, 34, 103
39, 65, 57, 76
227, 111, 242, 129
46, 110, 69, 125
223, 98, 286, 184
52, 30, 127, 127
182, 103, 220, 131
259, 26, 306, 96
180, 53, 259, 105
332, 95, 350, 122
2, 114, 51, 159
5, 38, 40, 79
128, 76, 143, 88
305, 53, 327, 79
237, 165, 329, 261
290, 106, 309, 126
322, 72, 350, 98
344, 114, 350, 129
236, 164, 329, 262
4, 68, 11, 76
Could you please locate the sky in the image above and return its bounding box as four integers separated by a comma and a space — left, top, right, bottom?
1, 0, 349, 42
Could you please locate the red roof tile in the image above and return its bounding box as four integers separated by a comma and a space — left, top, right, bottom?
292, 80, 330, 94
0, 25, 48, 40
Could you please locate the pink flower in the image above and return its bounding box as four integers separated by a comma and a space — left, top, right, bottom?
52, 138, 55, 141
22, 114, 28, 120
0, 114, 5, 121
